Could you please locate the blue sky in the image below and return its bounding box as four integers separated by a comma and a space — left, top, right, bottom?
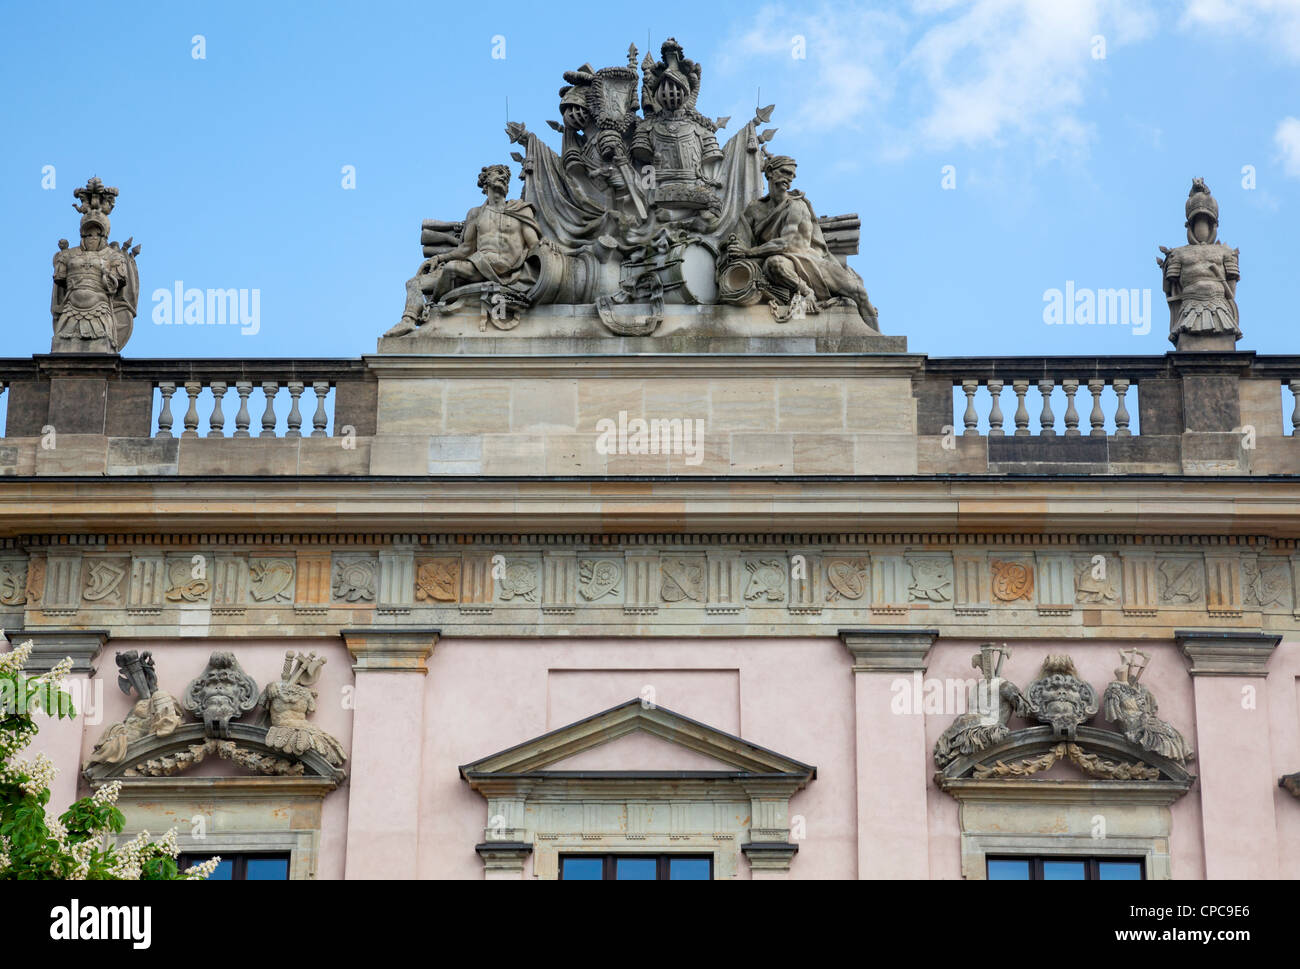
2, 0, 1299, 359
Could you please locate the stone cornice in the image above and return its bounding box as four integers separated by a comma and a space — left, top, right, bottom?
342, 627, 439, 672
938, 777, 1193, 805
840, 628, 938, 672
362, 352, 928, 380
92, 776, 342, 798
5, 477, 1300, 536
1177, 629, 1280, 676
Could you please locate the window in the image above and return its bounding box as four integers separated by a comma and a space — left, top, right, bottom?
987, 856, 1144, 881
178, 852, 291, 880
559, 855, 713, 881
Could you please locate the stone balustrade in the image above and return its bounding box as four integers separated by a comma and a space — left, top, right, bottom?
0, 350, 1297, 476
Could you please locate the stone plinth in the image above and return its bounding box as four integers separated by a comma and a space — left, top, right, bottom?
376, 303, 906, 355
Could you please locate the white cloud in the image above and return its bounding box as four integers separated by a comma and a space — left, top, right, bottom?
1276, 116, 1300, 177
1181, 0, 1300, 60
717, 1, 1158, 158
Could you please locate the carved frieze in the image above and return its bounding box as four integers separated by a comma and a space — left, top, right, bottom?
743, 558, 786, 603
661, 556, 705, 603
164, 555, 211, 603
1242, 555, 1290, 610
1074, 554, 1118, 604
249, 557, 296, 603
0, 559, 28, 606
332, 556, 378, 603
907, 556, 951, 603
990, 558, 1033, 603
1158, 556, 1204, 605
497, 559, 540, 602
578, 559, 622, 601
825, 557, 868, 602
416, 558, 461, 602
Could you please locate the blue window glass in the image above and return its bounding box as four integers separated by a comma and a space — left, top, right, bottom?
615, 857, 658, 880
207, 858, 234, 880
669, 857, 711, 880
561, 857, 603, 880
1098, 861, 1143, 880
245, 857, 290, 880
987, 859, 1031, 880
1042, 860, 1087, 880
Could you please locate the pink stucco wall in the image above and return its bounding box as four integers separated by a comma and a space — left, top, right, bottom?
15, 632, 1300, 878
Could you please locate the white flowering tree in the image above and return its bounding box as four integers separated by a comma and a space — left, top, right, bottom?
0, 639, 219, 880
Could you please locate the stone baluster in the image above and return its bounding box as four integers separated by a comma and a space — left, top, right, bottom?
1113, 379, 1131, 437
311, 381, 330, 437
260, 382, 279, 438
286, 381, 305, 438
986, 379, 1004, 437
1061, 379, 1080, 437
157, 382, 177, 438
233, 381, 253, 438
1037, 379, 1056, 438
182, 382, 202, 438
208, 381, 227, 437
1290, 381, 1300, 436
1012, 380, 1030, 436
1087, 379, 1106, 437
960, 380, 978, 436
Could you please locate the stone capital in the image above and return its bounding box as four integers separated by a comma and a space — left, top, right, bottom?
474, 841, 532, 872
1177, 629, 1279, 677
839, 628, 937, 672
342, 628, 439, 673
8, 629, 108, 675
741, 841, 799, 871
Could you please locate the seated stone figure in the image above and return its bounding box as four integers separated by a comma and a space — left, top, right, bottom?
727, 155, 879, 329
387, 164, 540, 336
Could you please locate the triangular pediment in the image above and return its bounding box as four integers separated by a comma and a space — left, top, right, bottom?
458, 699, 815, 779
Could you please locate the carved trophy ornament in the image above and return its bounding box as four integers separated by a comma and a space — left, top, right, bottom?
85, 649, 347, 780
1102, 649, 1194, 766
51, 177, 141, 354
183, 651, 260, 738
389, 37, 877, 338
1157, 179, 1241, 349
933, 644, 1027, 768
85, 651, 182, 767
933, 649, 1193, 783
260, 651, 347, 767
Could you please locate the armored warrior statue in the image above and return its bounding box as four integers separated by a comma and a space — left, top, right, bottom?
1103, 649, 1194, 765
1157, 179, 1241, 349
51, 177, 141, 353
632, 38, 724, 228
724, 155, 880, 329
387, 164, 541, 336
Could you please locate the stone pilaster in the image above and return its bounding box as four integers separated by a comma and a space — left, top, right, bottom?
1177, 629, 1279, 879
341, 628, 439, 879
840, 628, 937, 878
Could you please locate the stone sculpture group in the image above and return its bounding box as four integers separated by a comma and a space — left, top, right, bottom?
385, 38, 881, 338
